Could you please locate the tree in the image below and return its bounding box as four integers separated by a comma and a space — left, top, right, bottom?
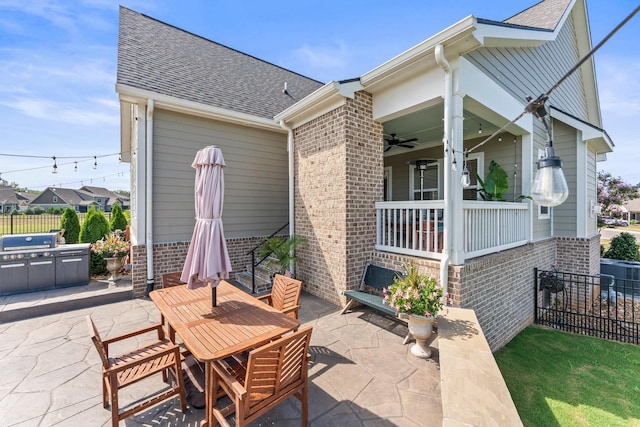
60, 208, 81, 244
79, 208, 110, 243
603, 232, 640, 262
109, 202, 128, 232
597, 171, 639, 219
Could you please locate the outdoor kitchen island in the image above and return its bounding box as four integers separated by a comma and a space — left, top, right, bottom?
0, 232, 90, 295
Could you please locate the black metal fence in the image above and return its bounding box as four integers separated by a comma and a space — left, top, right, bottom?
0, 213, 111, 235
535, 268, 639, 344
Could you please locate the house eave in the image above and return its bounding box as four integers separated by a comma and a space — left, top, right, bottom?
550, 106, 613, 153
274, 79, 364, 128
116, 83, 283, 132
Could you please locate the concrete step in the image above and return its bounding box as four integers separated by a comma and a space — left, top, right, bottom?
0, 277, 133, 323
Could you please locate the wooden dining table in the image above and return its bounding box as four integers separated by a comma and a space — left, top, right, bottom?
149, 280, 300, 427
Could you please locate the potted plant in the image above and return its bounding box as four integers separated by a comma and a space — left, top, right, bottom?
257, 234, 306, 277
91, 232, 130, 282
477, 160, 531, 202
383, 261, 450, 358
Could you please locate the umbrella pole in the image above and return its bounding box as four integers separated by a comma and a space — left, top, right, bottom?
212, 286, 217, 307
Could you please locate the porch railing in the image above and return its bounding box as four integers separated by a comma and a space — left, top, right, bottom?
463, 201, 528, 259
375, 200, 528, 261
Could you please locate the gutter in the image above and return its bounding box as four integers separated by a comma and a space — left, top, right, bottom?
145, 99, 155, 296
435, 45, 451, 295
279, 120, 296, 276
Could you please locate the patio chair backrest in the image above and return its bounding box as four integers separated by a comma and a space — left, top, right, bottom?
242, 325, 312, 416
270, 274, 302, 313
86, 316, 110, 370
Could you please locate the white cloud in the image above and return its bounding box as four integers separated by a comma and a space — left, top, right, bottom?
5, 98, 118, 126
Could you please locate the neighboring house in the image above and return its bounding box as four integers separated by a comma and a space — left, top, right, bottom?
79, 186, 130, 211
117, 0, 613, 350
29, 187, 96, 212
623, 199, 640, 222
0, 186, 34, 212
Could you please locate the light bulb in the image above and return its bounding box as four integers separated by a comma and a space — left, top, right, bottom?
460, 167, 471, 188
531, 146, 569, 207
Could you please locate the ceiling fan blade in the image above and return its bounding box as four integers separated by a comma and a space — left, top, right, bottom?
403, 138, 418, 143
398, 144, 415, 149
384, 146, 392, 152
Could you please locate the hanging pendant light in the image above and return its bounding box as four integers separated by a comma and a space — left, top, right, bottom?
52, 156, 58, 174
528, 98, 568, 207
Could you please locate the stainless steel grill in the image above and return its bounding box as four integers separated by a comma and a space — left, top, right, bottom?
0, 233, 90, 295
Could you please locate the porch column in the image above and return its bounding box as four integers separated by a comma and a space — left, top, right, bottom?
449, 68, 465, 265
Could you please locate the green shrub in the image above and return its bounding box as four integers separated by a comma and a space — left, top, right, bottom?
603, 232, 640, 261
60, 208, 81, 244
109, 202, 128, 232
79, 209, 110, 243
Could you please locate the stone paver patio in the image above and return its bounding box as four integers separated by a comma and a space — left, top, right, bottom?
0, 289, 442, 426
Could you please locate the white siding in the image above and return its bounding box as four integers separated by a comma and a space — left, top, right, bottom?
152, 109, 289, 242
586, 149, 597, 236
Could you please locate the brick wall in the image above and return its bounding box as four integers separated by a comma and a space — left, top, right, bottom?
129, 235, 265, 297
556, 235, 601, 276
293, 91, 383, 305
454, 239, 557, 351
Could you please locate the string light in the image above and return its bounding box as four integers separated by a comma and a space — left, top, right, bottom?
52, 157, 58, 174
460, 152, 471, 188
74, 161, 78, 172
93, 156, 98, 170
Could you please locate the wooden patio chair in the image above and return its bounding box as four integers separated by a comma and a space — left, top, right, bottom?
86, 315, 187, 427
210, 325, 313, 427
257, 274, 302, 319
160, 271, 187, 342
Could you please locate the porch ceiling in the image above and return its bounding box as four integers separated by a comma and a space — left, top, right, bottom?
383, 103, 502, 155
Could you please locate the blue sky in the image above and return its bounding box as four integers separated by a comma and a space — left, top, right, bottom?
0, 0, 638, 192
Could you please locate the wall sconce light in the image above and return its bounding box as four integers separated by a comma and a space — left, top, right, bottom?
528, 97, 569, 207
52, 156, 58, 174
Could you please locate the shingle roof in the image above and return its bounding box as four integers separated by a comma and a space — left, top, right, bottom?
117, 7, 324, 120
502, 0, 572, 31
31, 188, 92, 205
0, 186, 19, 205
79, 186, 120, 199
624, 198, 640, 213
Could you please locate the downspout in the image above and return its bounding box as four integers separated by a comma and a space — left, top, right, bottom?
435, 44, 451, 295
144, 99, 155, 296
279, 120, 296, 276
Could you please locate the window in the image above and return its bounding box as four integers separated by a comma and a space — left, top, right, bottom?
52, 196, 58, 203
410, 161, 440, 200
384, 167, 392, 201
462, 153, 484, 200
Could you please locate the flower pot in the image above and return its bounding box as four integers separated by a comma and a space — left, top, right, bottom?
105, 257, 122, 282
407, 314, 435, 359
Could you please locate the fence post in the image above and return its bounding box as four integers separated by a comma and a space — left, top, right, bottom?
10, 212, 14, 235
534, 268, 538, 323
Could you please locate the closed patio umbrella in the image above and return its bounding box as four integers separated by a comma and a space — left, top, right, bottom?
181, 146, 232, 306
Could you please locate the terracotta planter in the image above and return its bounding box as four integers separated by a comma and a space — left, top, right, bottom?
407, 314, 436, 359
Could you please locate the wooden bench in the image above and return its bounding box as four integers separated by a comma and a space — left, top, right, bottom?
340, 263, 402, 317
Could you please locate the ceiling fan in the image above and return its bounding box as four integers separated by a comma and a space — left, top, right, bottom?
384, 133, 418, 152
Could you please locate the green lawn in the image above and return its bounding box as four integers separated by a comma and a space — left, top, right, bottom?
495, 326, 640, 427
